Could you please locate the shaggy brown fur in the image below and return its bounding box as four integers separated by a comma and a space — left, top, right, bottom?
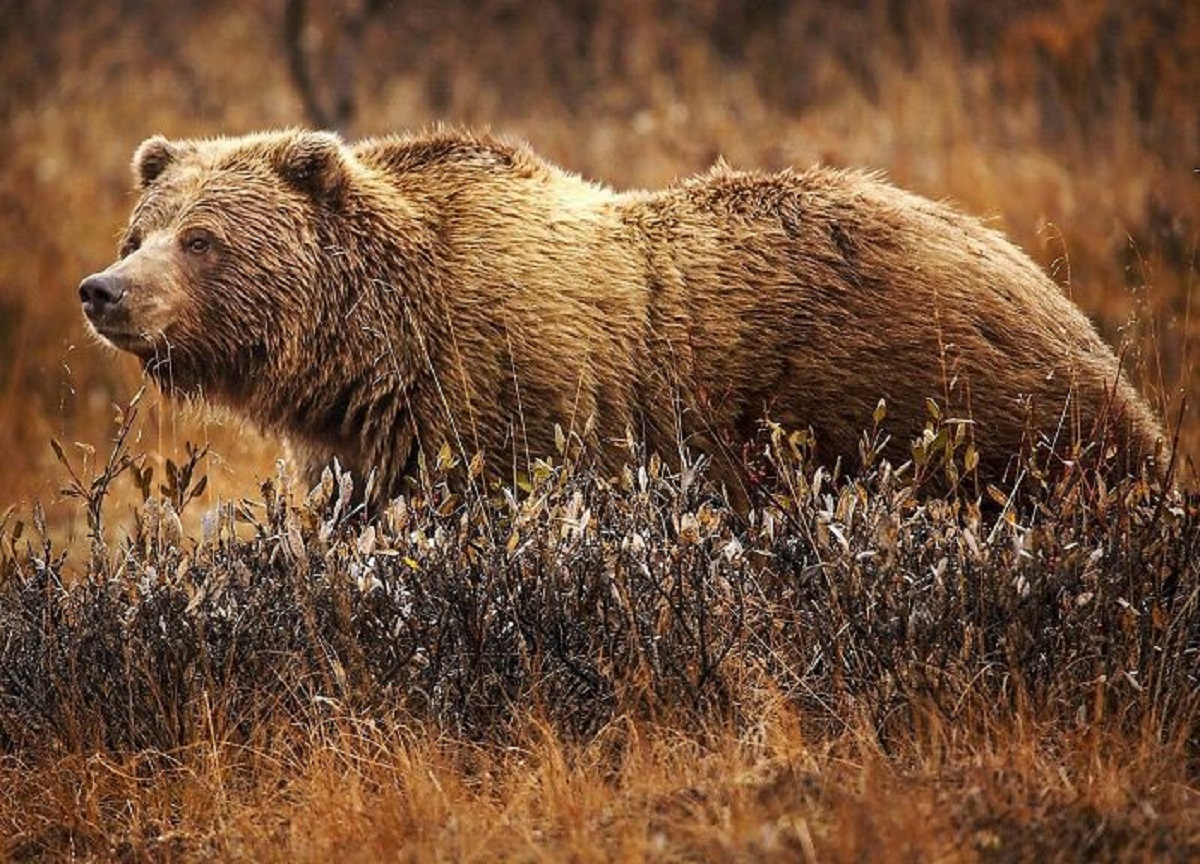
80, 128, 1164, 498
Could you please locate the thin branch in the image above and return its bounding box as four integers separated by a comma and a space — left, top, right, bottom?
284, 0, 335, 129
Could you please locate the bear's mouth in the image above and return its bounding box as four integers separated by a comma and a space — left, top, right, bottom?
88, 321, 159, 357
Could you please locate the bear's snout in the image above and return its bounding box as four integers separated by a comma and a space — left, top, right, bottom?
79, 273, 127, 322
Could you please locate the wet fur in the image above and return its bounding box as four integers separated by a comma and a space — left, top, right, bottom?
93, 128, 1164, 496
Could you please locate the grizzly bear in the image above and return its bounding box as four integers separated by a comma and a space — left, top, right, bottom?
79, 128, 1163, 499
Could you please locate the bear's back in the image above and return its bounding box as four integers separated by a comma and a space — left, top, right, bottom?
354, 128, 559, 186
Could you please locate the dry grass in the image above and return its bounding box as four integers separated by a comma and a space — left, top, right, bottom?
2, 398, 1198, 860
5, 709, 1196, 862
2, 1, 1199, 860
1, 0, 1197, 510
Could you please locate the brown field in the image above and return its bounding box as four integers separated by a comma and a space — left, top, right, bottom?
1, 1, 1198, 861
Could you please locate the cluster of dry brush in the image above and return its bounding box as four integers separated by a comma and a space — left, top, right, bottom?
1, 401, 1195, 758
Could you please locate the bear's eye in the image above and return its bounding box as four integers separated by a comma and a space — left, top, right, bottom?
120, 234, 141, 258
182, 231, 212, 256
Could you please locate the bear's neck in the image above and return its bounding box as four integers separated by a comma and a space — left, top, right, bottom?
262, 213, 446, 495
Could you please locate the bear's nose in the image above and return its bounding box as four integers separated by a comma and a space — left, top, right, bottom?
79, 273, 126, 320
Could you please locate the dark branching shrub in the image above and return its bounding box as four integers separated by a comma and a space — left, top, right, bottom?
0, 405, 1196, 755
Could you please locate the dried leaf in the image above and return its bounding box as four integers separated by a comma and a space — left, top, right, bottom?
357, 525, 377, 556
285, 523, 306, 561
468, 450, 485, 481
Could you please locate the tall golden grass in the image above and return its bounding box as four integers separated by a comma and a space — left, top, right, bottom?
6, 707, 1197, 861
1, 2, 1197, 860
2, 1, 1196, 513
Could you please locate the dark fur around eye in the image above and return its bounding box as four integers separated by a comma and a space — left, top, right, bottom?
181, 229, 214, 255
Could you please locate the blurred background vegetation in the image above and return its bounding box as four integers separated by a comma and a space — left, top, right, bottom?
2, 0, 1197, 532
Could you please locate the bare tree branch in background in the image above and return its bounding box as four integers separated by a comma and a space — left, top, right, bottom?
284, 0, 387, 133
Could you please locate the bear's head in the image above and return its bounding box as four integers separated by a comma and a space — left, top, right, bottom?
79, 130, 355, 402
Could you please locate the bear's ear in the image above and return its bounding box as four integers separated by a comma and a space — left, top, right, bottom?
276, 131, 349, 207
132, 135, 178, 188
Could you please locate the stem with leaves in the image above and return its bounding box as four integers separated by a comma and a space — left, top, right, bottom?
50, 388, 146, 562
